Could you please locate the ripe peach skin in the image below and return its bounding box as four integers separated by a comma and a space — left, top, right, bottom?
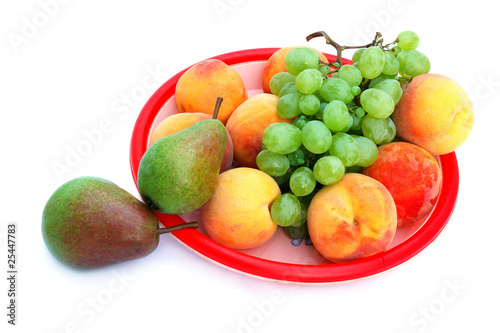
362, 142, 442, 227
262, 46, 329, 93
307, 173, 397, 263
201, 167, 281, 250
226, 93, 292, 168
175, 58, 247, 124
148, 112, 234, 172
391, 73, 474, 155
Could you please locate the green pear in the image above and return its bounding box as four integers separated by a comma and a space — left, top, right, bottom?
138, 97, 227, 215
41, 176, 197, 269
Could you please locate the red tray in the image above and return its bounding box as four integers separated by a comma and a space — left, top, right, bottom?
129, 48, 459, 284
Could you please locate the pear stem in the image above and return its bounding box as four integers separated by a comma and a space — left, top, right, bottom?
156, 221, 199, 235
212, 97, 223, 120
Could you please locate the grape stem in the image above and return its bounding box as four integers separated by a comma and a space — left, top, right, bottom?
306, 31, 392, 67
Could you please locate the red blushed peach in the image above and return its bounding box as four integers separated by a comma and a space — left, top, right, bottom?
361, 142, 442, 227
201, 167, 281, 250
175, 59, 247, 124
262, 46, 329, 93
149, 112, 234, 172
391, 73, 474, 155
307, 173, 397, 263
226, 93, 292, 168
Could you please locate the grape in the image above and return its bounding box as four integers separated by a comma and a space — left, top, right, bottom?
269, 72, 296, 96
299, 94, 321, 115
329, 133, 360, 167
287, 148, 306, 166
315, 102, 328, 119
262, 122, 302, 154
292, 115, 308, 130
256, 150, 290, 177
389, 45, 401, 56
301, 120, 332, 154
285, 47, 321, 76
292, 203, 308, 227
397, 49, 431, 77
313, 156, 345, 185
285, 223, 308, 240
295, 69, 323, 94
351, 86, 361, 96
361, 114, 396, 145
359, 88, 395, 118
290, 167, 316, 197
319, 64, 331, 76
338, 115, 354, 133
349, 115, 364, 135
322, 100, 350, 132
374, 79, 403, 105
351, 135, 378, 167
397, 31, 420, 50
272, 172, 291, 186
355, 107, 366, 118
319, 77, 354, 103
352, 49, 366, 63
359, 46, 385, 79
277, 92, 303, 118
368, 73, 397, 88
279, 82, 300, 97
337, 65, 363, 87
270, 193, 301, 227
382, 52, 400, 76
379, 117, 396, 144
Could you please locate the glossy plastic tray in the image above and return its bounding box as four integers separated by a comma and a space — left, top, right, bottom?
129, 48, 459, 284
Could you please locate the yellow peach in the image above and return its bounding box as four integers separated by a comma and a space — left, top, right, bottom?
175, 59, 247, 124
226, 93, 292, 168
261, 46, 329, 93
391, 73, 474, 155
201, 167, 280, 250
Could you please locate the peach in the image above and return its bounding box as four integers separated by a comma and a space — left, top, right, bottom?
201, 167, 281, 250
361, 142, 442, 227
307, 173, 397, 263
262, 46, 329, 93
148, 112, 234, 172
391, 73, 474, 155
175, 58, 247, 124
226, 93, 293, 168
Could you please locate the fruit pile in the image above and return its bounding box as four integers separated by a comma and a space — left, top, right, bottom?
41, 30, 474, 269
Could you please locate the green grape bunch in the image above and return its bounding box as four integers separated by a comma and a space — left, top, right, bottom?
259, 30, 431, 241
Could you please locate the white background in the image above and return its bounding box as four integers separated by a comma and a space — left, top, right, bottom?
1, 0, 499, 332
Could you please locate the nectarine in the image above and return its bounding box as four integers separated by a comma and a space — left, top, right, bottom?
307, 173, 397, 263
362, 142, 442, 227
